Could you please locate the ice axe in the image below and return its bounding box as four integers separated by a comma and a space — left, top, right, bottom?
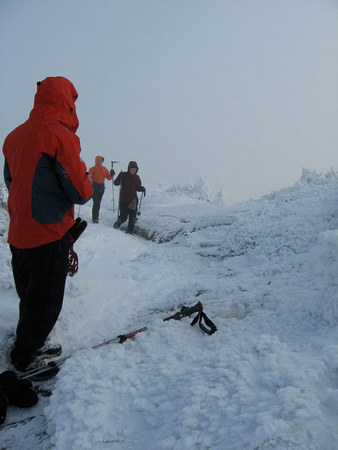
111, 161, 119, 211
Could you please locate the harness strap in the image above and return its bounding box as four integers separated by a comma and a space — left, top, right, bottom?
191, 311, 217, 335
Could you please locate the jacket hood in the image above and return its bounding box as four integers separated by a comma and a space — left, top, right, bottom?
128, 161, 139, 173
29, 77, 79, 133
95, 156, 104, 165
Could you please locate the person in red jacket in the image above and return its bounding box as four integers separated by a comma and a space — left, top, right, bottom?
2, 76, 93, 372
113, 161, 146, 234
88, 156, 115, 223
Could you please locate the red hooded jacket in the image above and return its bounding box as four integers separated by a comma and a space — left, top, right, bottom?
3, 77, 93, 249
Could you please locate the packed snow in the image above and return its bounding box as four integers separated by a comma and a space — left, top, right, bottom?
0, 169, 337, 449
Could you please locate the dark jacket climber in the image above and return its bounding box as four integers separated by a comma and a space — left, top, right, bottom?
113, 161, 145, 234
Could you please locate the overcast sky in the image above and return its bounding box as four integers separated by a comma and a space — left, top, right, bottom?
1, 0, 337, 203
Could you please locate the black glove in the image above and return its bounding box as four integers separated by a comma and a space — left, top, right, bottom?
0, 370, 38, 408
140, 186, 146, 196
110, 169, 115, 177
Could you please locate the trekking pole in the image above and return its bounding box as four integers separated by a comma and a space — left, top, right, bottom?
19, 327, 148, 381
16, 302, 216, 382
111, 161, 119, 211
117, 176, 122, 220
137, 192, 144, 216
163, 301, 217, 334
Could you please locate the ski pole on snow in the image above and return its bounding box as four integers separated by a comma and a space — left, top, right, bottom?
18, 302, 216, 382
19, 327, 147, 381
111, 161, 119, 211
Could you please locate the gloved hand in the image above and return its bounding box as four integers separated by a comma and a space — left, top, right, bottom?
110, 169, 115, 177
0, 370, 38, 408
140, 186, 146, 196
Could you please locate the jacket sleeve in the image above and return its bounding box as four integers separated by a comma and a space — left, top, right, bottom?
114, 171, 123, 186
136, 175, 142, 191
105, 167, 112, 181
3, 158, 12, 190
54, 159, 92, 205
53, 129, 93, 204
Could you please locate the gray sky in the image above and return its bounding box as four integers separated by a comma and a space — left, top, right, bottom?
1, 0, 337, 203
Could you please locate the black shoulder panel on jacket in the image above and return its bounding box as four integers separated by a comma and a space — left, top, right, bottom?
31, 155, 73, 224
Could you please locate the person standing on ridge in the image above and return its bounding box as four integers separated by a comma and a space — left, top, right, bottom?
2, 76, 93, 372
88, 156, 115, 223
113, 161, 145, 234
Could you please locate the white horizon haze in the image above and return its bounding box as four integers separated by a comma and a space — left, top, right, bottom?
1, 0, 337, 203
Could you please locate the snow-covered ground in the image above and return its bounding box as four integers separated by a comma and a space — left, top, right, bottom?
0, 169, 337, 449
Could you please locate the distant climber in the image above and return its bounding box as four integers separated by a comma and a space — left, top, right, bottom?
113, 161, 146, 234
88, 156, 115, 223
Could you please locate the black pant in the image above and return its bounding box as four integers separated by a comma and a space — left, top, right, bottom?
118, 201, 137, 232
10, 234, 69, 355
92, 190, 104, 221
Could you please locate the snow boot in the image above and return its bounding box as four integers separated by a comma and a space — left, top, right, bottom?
113, 220, 121, 229
10, 349, 36, 373
0, 370, 38, 408
11, 342, 62, 372
0, 386, 8, 424
36, 342, 62, 359
126, 219, 135, 235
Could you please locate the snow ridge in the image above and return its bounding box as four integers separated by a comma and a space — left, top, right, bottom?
0, 169, 337, 449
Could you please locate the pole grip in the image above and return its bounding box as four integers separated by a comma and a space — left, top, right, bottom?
163, 301, 203, 321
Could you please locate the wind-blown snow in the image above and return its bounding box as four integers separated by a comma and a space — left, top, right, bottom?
0, 169, 337, 449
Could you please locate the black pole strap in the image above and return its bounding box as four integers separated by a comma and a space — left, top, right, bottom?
190, 311, 217, 335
